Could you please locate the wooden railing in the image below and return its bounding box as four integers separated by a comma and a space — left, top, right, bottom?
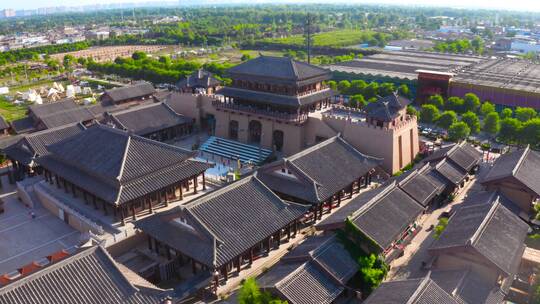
212, 100, 308, 124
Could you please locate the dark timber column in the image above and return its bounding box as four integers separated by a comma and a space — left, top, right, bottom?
192, 260, 197, 274
222, 266, 228, 282
120, 207, 125, 226
179, 184, 183, 200
148, 197, 154, 214
131, 203, 137, 221
164, 189, 169, 207
193, 176, 198, 194
237, 256, 242, 273
202, 173, 206, 190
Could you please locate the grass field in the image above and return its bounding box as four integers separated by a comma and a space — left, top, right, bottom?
260, 29, 378, 47
0, 96, 28, 122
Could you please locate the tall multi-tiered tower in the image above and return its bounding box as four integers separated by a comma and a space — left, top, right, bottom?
211, 55, 333, 155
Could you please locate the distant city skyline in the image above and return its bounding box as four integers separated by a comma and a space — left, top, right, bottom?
3, 0, 540, 12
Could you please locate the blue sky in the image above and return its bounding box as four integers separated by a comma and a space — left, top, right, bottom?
4, 0, 540, 12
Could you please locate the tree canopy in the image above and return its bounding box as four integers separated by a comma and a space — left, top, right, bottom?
427, 95, 444, 109
446, 97, 464, 113
420, 104, 440, 124
483, 112, 500, 135
448, 121, 470, 141
461, 111, 481, 134
499, 118, 522, 144
480, 102, 495, 116
437, 110, 457, 129
237, 278, 287, 304
515, 107, 537, 122
463, 93, 481, 113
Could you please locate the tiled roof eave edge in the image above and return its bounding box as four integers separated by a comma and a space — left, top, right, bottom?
512, 145, 530, 178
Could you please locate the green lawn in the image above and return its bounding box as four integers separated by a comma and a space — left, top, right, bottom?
260, 29, 377, 47
9, 79, 57, 92
0, 97, 28, 122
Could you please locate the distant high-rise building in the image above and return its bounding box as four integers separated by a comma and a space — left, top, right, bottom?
1, 9, 16, 18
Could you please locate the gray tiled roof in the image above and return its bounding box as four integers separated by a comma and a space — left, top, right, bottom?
264, 262, 343, 304
432, 159, 467, 185
39, 106, 95, 129
36, 124, 210, 204
0, 246, 168, 304
217, 86, 333, 107
177, 69, 220, 89
135, 175, 307, 268
365, 92, 411, 122
227, 56, 331, 85
28, 98, 78, 118
106, 102, 191, 136
424, 142, 482, 172
258, 235, 357, 304
4, 123, 85, 166
430, 269, 505, 304
350, 181, 424, 250
364, 277, 459, 304
430, 201, 528, 276
397, 164, 445, 207
482, 146, 540, 196
456, 190, 525, 220
315, 182, 391, 230
10, 117, 35, 134
103, 82, 155, 104
258, 136, 381, 204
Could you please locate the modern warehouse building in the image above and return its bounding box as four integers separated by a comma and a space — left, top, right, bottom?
328, 50, 540, 110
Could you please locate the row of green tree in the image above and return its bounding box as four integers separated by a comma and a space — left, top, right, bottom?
85, 51, 233, 85
0, 41, 90, 66
432, 37, 484, 55
418, 93, 540, 146
327, 79, 411, 106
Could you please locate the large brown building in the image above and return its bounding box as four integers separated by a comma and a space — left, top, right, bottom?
481, 146, 540, 216
169, 56, 419, 174
213, 55, 334, 155
36, 124, 212, 225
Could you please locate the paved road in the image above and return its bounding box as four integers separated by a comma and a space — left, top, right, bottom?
386, 175, 481, 280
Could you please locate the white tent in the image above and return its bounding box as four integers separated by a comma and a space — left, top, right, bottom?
47, 87, 59, 97
66, 85, 75, 98
82, 87, 92, 95
23, 89, 39, 102
34, 95, 43, 104
0, 87, 9, 94
52, 82, 65, 93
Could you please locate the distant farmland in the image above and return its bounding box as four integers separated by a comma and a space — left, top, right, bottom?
259, 29, 388, 48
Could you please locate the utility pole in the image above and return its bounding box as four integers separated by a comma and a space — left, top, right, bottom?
304, 13, 315, 64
